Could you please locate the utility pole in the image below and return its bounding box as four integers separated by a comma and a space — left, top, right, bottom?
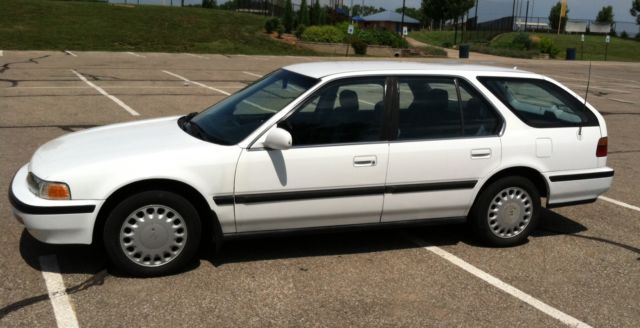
400, 0, 405, 37
474, 0, 479, 30
524, 1, 529, 32
511, 0, 516, 31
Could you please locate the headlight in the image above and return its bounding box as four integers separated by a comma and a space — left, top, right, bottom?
27, 172, 71, 200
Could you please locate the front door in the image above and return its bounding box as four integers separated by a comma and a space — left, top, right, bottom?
234, 77, 391, 232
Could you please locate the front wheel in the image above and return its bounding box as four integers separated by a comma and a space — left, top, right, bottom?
470, 176, 541, 246
103, 190, 201, 277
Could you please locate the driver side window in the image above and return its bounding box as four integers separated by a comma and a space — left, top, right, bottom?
281, 77, 387, 146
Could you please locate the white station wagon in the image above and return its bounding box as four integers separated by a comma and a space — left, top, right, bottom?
10, 62, 614, 276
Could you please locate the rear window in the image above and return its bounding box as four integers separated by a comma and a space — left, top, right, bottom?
478, 77, 598, 128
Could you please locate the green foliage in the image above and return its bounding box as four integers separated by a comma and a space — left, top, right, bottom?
357, 28, 407, 48
549, 1, 569, 31
470, 44, 540, 59
416, 45, 447, 57
620, 31, 629, 39
395, 7, 424, 26
351, 38, 368, 55
301, 25, 345, 43
265, 18, 280, 34
539, 37, 560, 58
298, 0, 310, 27
276, 25, 284, 39
310, 0, 320, 26
596, 5, 614, 24
201, 0, 216, 8
283, 0, 294, 33
631, 0, 640, 25
421, 0, 473, 24
350, 4, 385, 17
0, 0, 316, 55
511, 32, 532, 50
295, 24, 306, 39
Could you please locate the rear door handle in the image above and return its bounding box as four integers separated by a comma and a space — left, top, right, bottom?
354, 155, 377, 167
471, 148, 492, 159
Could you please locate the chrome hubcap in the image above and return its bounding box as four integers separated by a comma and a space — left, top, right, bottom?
120, 205, 187, 267
487, 187, 532, 238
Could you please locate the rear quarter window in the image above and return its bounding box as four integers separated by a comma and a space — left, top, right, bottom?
478, 77, 599, 128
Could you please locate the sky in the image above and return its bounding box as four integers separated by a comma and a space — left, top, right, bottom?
114, 0, 639, 23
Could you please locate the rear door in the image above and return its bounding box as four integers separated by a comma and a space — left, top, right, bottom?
382, 76, 503, 222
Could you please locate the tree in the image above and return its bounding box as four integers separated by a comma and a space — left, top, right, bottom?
310, 0, 321, 26
395, 7, 425, 27
549, 1, 569, 31
283, 0, 294, 33
596, 5, 614, 24
299, 0, 310, 27
421, 0, 472, 28
201, 0, 216, 9
631, 0, 640, 25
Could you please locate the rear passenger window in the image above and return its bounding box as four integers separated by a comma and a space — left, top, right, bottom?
397, 77, 501, 140
478, 77, 598, 127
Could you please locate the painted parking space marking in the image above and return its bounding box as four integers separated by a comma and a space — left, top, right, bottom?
0, 50, 3, 56
39, 255, 80, 328
242, 71, 263, 78
185, 53, 207, 59
126, 52, 145, 58
409, 236, 593, 328
607, 98, 635, 104
162, 70, 231, 95
599, 196, 640, 212
64, 50, 77, 57
72, 69, 140, 116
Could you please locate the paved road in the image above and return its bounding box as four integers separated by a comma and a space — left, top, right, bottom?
1, 50, 639, 327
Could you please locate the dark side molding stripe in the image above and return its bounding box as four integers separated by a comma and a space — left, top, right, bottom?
213, 180, 477, 205
9, 189, 96, 215
549, 170, 614, 182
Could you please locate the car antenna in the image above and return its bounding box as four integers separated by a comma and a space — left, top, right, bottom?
579, 60, 593, 137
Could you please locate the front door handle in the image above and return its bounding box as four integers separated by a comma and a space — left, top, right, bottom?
354, 155, 377, 167
471, 148, 492, 159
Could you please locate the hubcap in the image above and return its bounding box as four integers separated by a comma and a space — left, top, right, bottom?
487, 187, 532, 239
120, 205, 187, 267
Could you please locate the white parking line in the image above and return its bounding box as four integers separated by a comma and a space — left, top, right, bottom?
39, 255, 80, 328
64, 50, 77, 57
185, 53, 207, 59
409, 237, 593, 328
162, 70, 231, 95
359, 99, 376, 106
71, 69, 140, 116
126, 51, 145, 58
599, 196, 640, 212
242, 71, 263, 78
607, 98, 635, 104
0, 50, 3, 56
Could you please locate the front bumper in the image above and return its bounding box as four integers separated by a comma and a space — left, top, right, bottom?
9, 165, 103, 244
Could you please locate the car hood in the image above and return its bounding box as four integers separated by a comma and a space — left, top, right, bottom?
30, 116, 215, 179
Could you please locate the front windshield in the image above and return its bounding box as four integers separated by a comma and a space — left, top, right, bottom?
191, 69, 318, 145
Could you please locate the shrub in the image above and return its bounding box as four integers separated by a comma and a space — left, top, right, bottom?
620, 31, 629, 39
417, 45, 447, 57
276, 25, 284, 39
351, 39, 367, 55
265, 18, 280, 34
301, 25, 345, 43
511, 32, 532, 50
470, 44, 539, 59
355, 29, 407, 48
539, 37, 560, 58
295, 24, 306, 40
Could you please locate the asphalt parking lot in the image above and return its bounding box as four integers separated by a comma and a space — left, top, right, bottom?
1, 50, 639, 327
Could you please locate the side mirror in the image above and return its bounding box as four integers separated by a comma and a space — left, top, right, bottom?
263, 127, 292, 150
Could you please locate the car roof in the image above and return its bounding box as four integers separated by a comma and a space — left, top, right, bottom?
284, 61, 532, 79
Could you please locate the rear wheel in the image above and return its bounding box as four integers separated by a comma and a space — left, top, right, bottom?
103, 190, 201, 277
470, 176, 540, 246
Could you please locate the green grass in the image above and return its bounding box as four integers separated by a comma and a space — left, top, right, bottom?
409, 31, 457, 48
491, 32, 640, 62
0, 0, 315, 55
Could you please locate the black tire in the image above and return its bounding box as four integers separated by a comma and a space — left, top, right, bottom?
103, 190, 201, 277
469, 176, 541, 246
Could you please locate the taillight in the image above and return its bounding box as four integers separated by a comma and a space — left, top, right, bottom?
596, 137, 608, 157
